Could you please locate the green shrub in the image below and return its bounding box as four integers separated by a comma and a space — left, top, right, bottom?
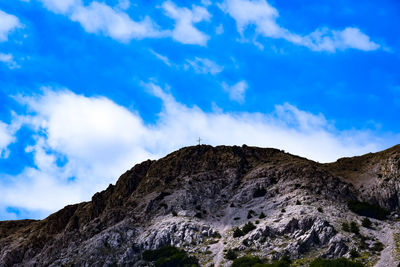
281, 208, 286, 213
350, 248, 360, 258
214, 231, 221, 238
372, 241, 384, 252
348, 200, 389, 220
233, 222, 256, 238
232, 256, 263, 267
242, 222, 256, 234
255, 220, 260, 224
350, 221, 360, 235
296, 200, 301, 205
317, 207, 323, 213
266, 255, 291, 267
259, 212, 266, 219
233, 227, 244, 238
231, 255, 291, 267
194, 212, 202, 218
310, 257, 363, 267
247, 210, 255, 219
224, 249, 238, 260
361, 217, 372, 228
172, 211, 177, 216
142, 246, 199, 267
253, 187, 267, 198
342, 222, 350, 232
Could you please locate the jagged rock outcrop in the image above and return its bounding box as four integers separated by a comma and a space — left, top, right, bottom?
0, 144, 400, 266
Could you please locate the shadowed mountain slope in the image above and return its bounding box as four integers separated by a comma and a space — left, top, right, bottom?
1, 145, 399, 266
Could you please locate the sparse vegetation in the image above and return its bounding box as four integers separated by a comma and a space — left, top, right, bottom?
372, 241, 384, 252
317, 207, 323, 213
172, 210, 177, 216
361, 217, 372, 229
309, 257, 363, 267
253, 187, 267, 198
296, 200, 301, 205
349, 248, 360, 258
281, 208, 286, 213
224, 249, 238, 260
247, 210, 256, 219
142, 246, 199, 267
342, 222, 350, 232
350, 221, 360, 235
233, 227, 244, 238
242, 222, 256, 234
348, 200, 389, 220
231, 255, 291, 267
233, 222, 256, 238
259, 212, 266, 219
231, 256, 263, 267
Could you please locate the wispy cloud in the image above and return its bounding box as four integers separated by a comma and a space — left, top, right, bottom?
36, 0, 212, 45
70, 2, 166, 42
0, 85, 392, 218
185, 57, 223, 75
0, 53, 20, 69
0, 9, 22, 42
161, 1, 211, 46
39, 0, 82, 14
0, 121, 16, 158
222, 80, 248, 103
220, 0, 380, 52
149, 49, 172, 66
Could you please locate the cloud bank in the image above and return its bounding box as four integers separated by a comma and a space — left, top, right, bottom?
0, 85, 391, 218
221, 0, 380, 52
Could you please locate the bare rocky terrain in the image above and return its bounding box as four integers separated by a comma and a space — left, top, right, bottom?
0, 144, 400, 266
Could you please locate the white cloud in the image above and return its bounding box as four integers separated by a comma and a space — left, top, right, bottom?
0, 10, 22, 42
0, 53, 20, 69
70, 2, 165, 42
37, 1, 213, 45
117, 0, 130, 11
0, 121, 15, 158
162, 1, 211, 45
1, 86, 391, 218
39, 0, 82, 14
201, 0, 212, 6
222, 80, 248, 103
186, 57, 223, 75
149, 49, 172, 66
220, 0, 380, 52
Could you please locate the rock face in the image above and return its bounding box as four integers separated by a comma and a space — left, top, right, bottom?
1, 145, 400, 266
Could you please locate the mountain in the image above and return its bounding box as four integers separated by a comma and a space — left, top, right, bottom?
0, 145, 399, 266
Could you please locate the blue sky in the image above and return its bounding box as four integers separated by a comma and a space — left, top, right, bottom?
0, 0, 399, 220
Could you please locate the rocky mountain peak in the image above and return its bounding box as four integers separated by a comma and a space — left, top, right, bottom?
1, 145, 400, 266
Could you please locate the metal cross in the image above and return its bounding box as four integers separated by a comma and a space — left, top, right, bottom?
197, 137, 201, 145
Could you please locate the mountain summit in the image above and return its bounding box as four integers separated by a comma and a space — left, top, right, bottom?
1, 145, 399, 266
